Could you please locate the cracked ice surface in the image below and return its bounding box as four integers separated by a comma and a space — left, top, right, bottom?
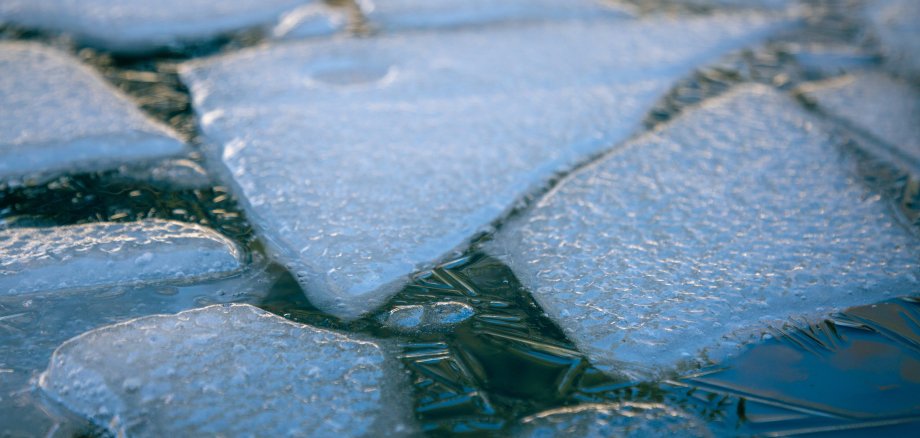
0, 219, 243, 295
0, 0, 330, 54
800, 72, 920, 171
360, 0, 633, 31
0, 42, 184, 181
38, 304, 415, 437
865, 0, 920, 79
182, 13, 791, 320
514, 403, 711, 437
488, 85, 920, 376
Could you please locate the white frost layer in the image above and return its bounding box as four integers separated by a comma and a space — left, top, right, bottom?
515, 403, 711, 438
0, 0, 332, 53
39, 304, 415, 437
866, 0, 920, 79
182, 14, 791, 320
800, 72, 920, 171
488, 85, 920, 376
0, 219, 243, 295
0, 42, 185, 181
361, 0, 632, 31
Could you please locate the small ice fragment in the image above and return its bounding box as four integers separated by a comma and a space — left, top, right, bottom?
488, 84, 920, 377
514, 402, 711, 437
798, 72, 920, 171
38, 304, 416, 437
381, 301, 474, 333
0, 42, 185, 182
0, 219, 243, 295
0, 0, 337, 54
182, 12, 793, 320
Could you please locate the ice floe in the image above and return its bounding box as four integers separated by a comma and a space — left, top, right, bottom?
39, 304, 415, 437
182, 13, 792, 320
0, 219, 243, 295
360, 0, 632, 31
865, 0, 920, 79
488, 84, 920, 377
515, 402, 711, 437
0, 0, 339, 54
0, 42, 185, 182
799, 72, 920, 171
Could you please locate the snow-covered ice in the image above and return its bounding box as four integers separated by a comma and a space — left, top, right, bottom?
0, 219, 243, 295
0, 42, 185, 181
799, 72, 920, 171
865, 0, 920, 79
38, 304, 415, 437
182, 13, 792, 320
488, 84, 920, 376
0, 0, 336, 54
514, 402, 711, 437
360, 0, 632, 31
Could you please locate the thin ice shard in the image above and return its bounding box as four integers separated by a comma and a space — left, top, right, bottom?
181, 13, 792, 319
0, 0, 334, 54
0, 219, 243, 295
488, 85, 919, 376
0, 42, 185, 181
39, 304, 416, 437
799, 72, 920, 171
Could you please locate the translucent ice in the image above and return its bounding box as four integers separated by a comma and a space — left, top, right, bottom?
0, 219, 243, 295
381, 301, 475, 333
0, 0, 333, 54
38, 304, 415, 436
0, 42, 185, 181
514, 402, 711, 437
360, 0, 632, 31
799, 72, 920, 171
488, 85, 920, 376
865, 0, 920, 79
182, 14, 791, 320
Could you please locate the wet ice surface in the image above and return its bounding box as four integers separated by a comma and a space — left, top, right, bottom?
489, 84, 920, 377
799, 72, 920, 171
182, 12, 791, 320
865, 0, 920, 79
380, 301, 474, 333
0, 0, 331, 53
0, 219, 243, 295
360, 0, 633, 31
0, 42, 185, 182
39, 304, 415, 437
514, 402, 712, 437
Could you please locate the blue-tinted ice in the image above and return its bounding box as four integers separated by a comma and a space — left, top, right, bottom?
865, 0, 920, 79
514, 402, 711, 437
488, 85, 920, 377
38, 304, 416, 437
181, 13, 792, 320
0, 42, 185, 182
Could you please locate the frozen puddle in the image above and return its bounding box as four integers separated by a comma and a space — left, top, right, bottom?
0, 0, 336, 54
182, 13, 792, 320
0, 42, 184, 182
865, 0, 920, 79
0, 219, 243, 295
488, 84, 920, 377
360, 0, 632, 31
514, 402, 711, 437
799, 72, 920, 171
39, 304, 415, 437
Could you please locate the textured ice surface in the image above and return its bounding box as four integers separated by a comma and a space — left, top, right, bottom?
514, 402, 711, 437
799, 72, 920, 171
489, 85, 920, 376
0, 0, 331, 53
39, 304, 415, 437
0, 42, 184, 181
183, 13, 791, 320
866, 0, 920, 79
361, 0, 632, 31
115, 158, 213, 190
381, 301, 475, 333
0, 219, 243, 295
